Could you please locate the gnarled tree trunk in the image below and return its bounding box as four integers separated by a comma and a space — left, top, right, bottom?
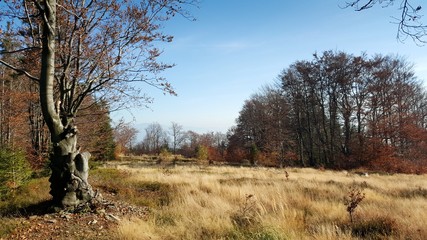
49, 130, 95, 207
40, 0, 94, 208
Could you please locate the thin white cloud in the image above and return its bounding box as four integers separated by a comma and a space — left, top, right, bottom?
214, 41, 250, 51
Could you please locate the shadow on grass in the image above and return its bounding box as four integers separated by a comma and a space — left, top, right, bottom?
0, 199, 55, 218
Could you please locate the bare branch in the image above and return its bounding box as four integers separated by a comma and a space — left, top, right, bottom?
56, 3, 79, 18
24, 1, 38, 46
0, 59, 39, 82
0, 47, 41, 55
344, 0, 426, 44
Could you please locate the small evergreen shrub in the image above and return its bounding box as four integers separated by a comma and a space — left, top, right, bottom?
195, 145, 208, 160
159, 147, 172, 161
0, 148, 32, 198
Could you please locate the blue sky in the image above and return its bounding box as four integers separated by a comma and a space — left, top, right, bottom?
111, 0, 427, 138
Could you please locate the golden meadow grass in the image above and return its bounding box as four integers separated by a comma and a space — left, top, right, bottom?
109, 165, 427, 240
1, 165, 425, 239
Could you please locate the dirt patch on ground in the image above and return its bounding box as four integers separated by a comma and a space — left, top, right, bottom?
1, 192, 149, 240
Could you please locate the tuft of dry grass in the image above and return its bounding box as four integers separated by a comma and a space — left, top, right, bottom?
349, 215, 398, 239
109, 165, 427, 240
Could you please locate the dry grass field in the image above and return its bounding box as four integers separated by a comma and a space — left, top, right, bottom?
1, 163, 426, 239
110, 165, 427, 240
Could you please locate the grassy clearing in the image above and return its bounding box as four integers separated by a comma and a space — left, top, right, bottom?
0, 177, 51, 237
0, 168, 173, 239
112, 165, 427, 240
90, 168, 173, 208
0, 177, 51, 216
1, 165, 425, 239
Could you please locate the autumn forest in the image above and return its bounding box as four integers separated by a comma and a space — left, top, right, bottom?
2, 48, 427, 176
0, 1, 426, 204
229, 51, 427, 173
132, 51, 427, 174
1, 0, 427, 238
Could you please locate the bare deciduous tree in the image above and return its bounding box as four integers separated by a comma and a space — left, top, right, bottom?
142, 122, 169, 154
169, 122, 186, 154
114, 120, 138, 155
0, 0, 196, 208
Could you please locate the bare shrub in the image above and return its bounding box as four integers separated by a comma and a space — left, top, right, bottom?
344, 187, 365, 223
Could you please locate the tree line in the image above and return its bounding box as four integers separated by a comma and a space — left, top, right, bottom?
4, 50, 427, 177
227, 51, 427, 173
114, 122, 227, 161
115, 51, 427, 174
